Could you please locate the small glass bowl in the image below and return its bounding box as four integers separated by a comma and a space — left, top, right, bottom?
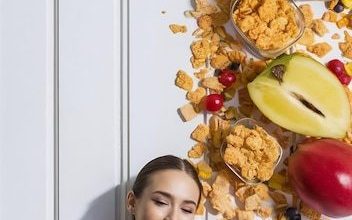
230, 0, 305, 59
220, 118, 283, 185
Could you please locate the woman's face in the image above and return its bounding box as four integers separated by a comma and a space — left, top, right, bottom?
128, 169, 200, 220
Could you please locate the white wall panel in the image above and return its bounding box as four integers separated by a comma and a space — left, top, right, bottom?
0, 0, 54, 220
59, 0, 120, 219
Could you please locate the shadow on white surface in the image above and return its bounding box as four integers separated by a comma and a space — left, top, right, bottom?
80, 186, 121, 220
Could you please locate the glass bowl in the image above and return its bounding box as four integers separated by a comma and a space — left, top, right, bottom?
220, 118, 283, 185
230, 0, 305, 58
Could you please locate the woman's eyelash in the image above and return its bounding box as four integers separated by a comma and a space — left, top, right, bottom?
181, 208, 193, 214
153, 199, 168, 206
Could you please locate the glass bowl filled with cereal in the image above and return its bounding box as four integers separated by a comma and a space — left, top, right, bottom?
230, 0, 305, 58
220, 117, 283, 185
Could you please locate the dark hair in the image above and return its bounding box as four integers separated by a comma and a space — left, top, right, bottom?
132, 155, 202, 206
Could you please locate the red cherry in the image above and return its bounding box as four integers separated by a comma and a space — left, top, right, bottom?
327, 59, 351, 85
339, 74, 351, 85
327, 59, 346, 76
204, 94, 224, 112
218, 69, 236, 87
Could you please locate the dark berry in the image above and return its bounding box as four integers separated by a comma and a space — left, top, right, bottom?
228, 62, 240, 71
333, 2, 345, 13
214, 69, 221, 76
285, 207, 300, 220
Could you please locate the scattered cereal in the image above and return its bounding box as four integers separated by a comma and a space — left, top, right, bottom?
178, 103, 199, 121
332, 33, 340, 40
225, 106, 238, 120
235, 185, 253, 203
244, 194, 261, 211
191, 123, 210, 142
254, 183, 270, 200
257, 207, 272, 218
299, 4, 314, 27
328, 0, 339, 10
337, 16, 349, 29
238, 87, 256, 116
311, 19, 328, 37
269, 191, 288, 207
236, 209, 255, 220
345, 62, 352, 76
169, 24, 187, 33
209, 115, 231, 148
191, 39, 211, 59
241, 59, 267, 83
298, 28, 315, 46
175, 70, 193, 91
188, 143, 206, 158
339, 31, 352, 59
197, 161, 213, 179
197, 15, 213, 29
201, 180, 212, 196
300, 202, 322, 220
195, 194, 207, 215
194, 68, 208, 79
209, 173, 236, 218
191, 56, 206, 69
210, 53, 231, 69
187, 87, 206, 104
201, 76, 226, 92
227, 50, 247, 64
307, 42, 332, 57
322, 10, 337, 22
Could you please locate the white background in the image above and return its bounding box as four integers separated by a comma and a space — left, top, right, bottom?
0, 0, 54, 219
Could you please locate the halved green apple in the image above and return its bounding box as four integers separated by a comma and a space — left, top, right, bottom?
247, 53, 351, 138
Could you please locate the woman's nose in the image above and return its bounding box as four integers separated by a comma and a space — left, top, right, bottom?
164, 207, 179, 220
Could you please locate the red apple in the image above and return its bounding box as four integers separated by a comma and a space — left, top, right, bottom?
288, 138, 352, 218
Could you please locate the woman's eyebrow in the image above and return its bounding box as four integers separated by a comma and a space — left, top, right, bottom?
152, 191, 197, 206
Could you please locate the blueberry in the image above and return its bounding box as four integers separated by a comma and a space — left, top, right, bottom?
285, 207, 300, 220
294, 214, 302, 220
333, 2, 345, 13
228, 62, 240, 71
214, 69, 221, 76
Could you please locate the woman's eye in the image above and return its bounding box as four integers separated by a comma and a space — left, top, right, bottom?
153, 199, 168, 206
181, 208, 194, 214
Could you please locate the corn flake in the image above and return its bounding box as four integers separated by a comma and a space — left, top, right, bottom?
201, 76, 226, 92
298, 28, 315, 46
299, 4, 314, 27
197, 161, 213, 180
191, 123, 210, 142
322, 10, 337, 22
178, 103, 199, 121
339, 31, 352, 59
311, 19, 328, 37
169, 24, 187, 33
175, 70, 193, 91
188, 143, 206, 158
187, 87, 206, 104
307, 42, 332, 57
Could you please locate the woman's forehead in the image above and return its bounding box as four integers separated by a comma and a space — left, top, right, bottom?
145, 170, 200, 200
